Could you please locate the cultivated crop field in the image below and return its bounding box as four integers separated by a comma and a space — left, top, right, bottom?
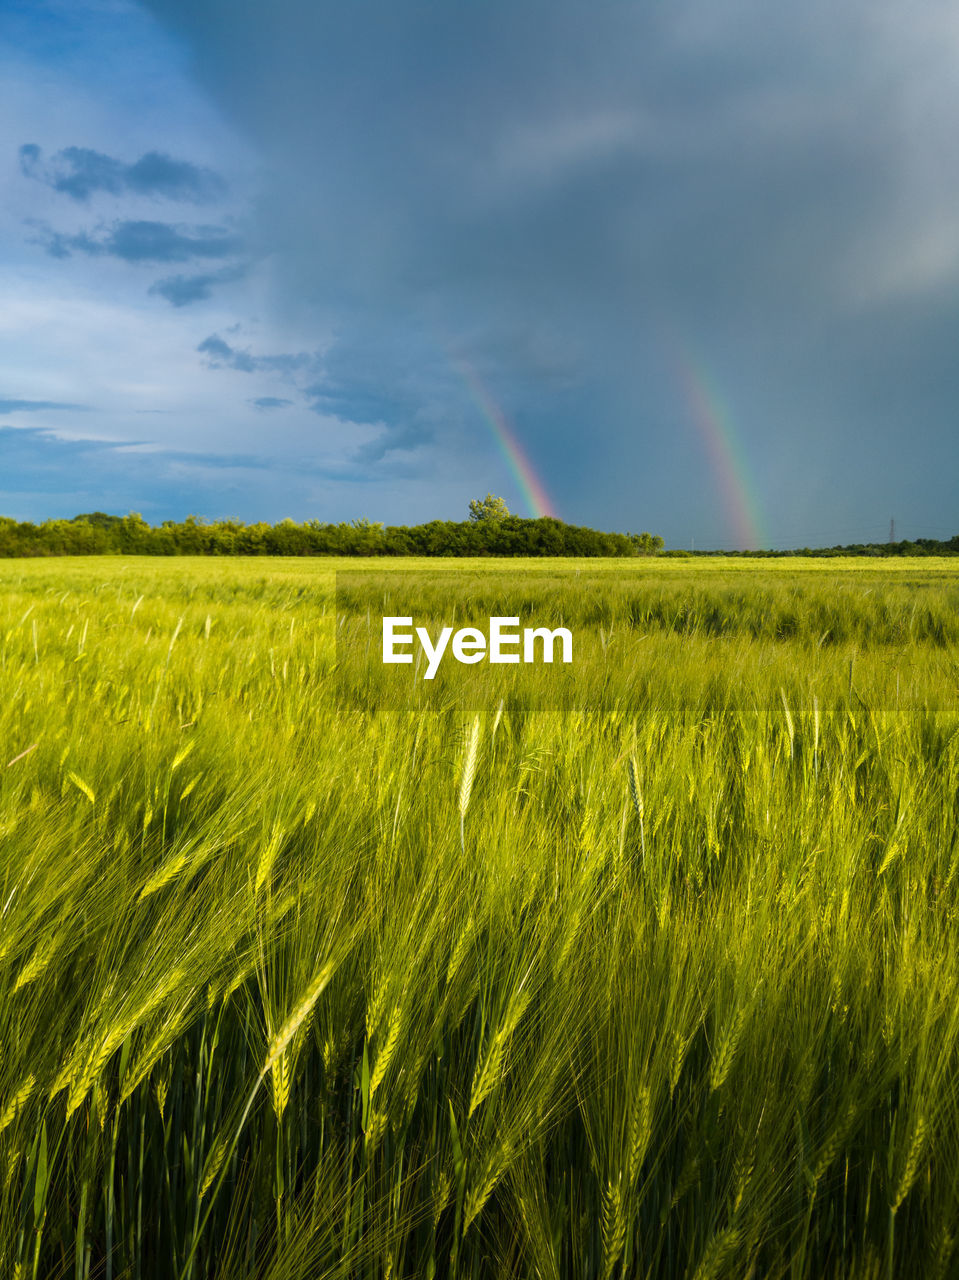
1, 556, 958, 1280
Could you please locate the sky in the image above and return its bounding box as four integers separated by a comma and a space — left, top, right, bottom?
2, 0, 958, 549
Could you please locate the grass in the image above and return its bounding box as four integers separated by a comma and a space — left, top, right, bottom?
0, 555, 957, 1278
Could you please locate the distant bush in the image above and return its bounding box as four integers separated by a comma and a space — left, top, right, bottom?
719, 535, 959, 558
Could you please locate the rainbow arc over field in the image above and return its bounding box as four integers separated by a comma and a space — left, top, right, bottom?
671, 346, 768, 551
454, 359, 558, 519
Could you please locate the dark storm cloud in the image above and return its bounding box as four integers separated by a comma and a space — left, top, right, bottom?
19, 144, 226, 202
197, 334, 313, 376
149, 263, 248, 305
196, 333, 250, 369
352, 420, 434, 465
251, 397, 293, 410
300, 325, 445, 459
139, 0, 959, 542
34, 219, 241, 264
306, 380, 410, 430
140, 0, 883, 317
0, 399, 88, 414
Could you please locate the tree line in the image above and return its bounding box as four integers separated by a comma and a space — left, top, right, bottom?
5, 508, 949, 558
0, 512, 666, 558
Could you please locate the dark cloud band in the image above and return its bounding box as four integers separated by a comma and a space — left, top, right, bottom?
0, 399, 89, 415
149, 263, 248, 306
33, 219, 242, 264
19, 144, 226, 203
197, 334, 314, 376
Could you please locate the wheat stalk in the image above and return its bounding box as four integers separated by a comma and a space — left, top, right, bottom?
463, 1136, 514, 1231
369, 1005, 403, 1096
459, 716, 480, 853
469, 987, 530, 1118
491, 699, 504, 740
692, 1228, 741, 1280
263, 962, 335, 1077
0, 1075, 34, 1135
626, 1083, 652, 1184
780, 687, 795, 758
710, 1006, 746, 1092
891, 1113, 927, 1212
601, 1174, 627, 1280
627, 755, 645, 866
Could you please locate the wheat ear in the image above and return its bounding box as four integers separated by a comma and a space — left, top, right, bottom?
459, 716, 480, 852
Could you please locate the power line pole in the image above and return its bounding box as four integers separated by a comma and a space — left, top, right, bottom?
889, 517, 895, 544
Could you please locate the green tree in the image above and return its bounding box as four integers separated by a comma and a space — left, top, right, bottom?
629, 531, 665, 556
468, 494, 510, 523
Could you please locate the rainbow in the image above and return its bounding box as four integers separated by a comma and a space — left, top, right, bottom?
454, 360, 558, 519
670, 347, 768, 551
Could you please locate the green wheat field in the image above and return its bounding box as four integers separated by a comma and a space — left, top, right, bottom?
2, 555, 959, 1280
